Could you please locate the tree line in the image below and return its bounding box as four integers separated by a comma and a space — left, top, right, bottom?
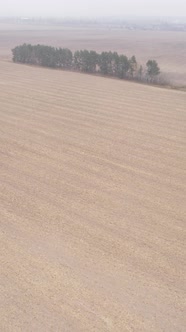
12, 44, 160, 83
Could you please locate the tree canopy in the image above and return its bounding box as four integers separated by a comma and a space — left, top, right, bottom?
146, 60, 160, 81
12, 44, 161, 84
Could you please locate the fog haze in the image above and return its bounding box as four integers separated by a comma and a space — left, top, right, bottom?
1, 0, 186, 17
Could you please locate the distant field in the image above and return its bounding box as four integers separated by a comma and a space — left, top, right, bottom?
0, 23, 186, 86
0, 60, 185, 331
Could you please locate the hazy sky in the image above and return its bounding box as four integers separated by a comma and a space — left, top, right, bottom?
1, 0, 186, 17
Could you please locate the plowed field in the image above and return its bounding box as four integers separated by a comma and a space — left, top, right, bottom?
0, 60, 186, 331
0, 23, 186, 86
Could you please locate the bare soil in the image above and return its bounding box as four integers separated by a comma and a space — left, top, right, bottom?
0, 23, 186, 86
0, 59, 186, 331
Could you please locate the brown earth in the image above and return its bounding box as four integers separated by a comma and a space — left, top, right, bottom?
0, 23, 186, 86
0, 60, 186, 331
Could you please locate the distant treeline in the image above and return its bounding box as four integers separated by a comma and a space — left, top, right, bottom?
12, 44, 161, 83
